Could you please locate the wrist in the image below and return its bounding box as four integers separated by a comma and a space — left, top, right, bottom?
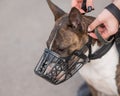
113, 0, 120, 10
105, 3, 120, 23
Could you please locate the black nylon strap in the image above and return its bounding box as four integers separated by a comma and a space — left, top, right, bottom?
73, 35, 114, 60
89, 37, 114, 60
105, 3, 120, 22
94, 28, 114, 45
115, 28, 120, 55
81, 0, 87, 12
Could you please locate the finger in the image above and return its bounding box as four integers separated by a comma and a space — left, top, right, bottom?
86, 0, 94, 9
86, 0, 93, 7
88, 31, 111, 40
79, 9, 85, 13
88, 32, 98, 39
71, 0, 85, 13
88, 19, 101, 32
100, 31, 111, 39
72, 0, 83, 7
88, 28, 110, 39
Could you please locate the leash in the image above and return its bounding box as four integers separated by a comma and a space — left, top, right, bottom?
90, 29, 115, 60
73, 28, 115, 63
94, 28, 114, 45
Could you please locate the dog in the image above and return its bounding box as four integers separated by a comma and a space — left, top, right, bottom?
46, 0, 120, 95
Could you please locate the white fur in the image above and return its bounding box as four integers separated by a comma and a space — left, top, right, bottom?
79, 43, 119, 96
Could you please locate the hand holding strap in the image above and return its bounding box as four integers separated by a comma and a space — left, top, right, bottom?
94, 28, 114, 45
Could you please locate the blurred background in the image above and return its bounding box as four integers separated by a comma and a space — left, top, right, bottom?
0, 0, 111, 96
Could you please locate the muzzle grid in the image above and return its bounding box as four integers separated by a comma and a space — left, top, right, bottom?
34, 48, 87, 85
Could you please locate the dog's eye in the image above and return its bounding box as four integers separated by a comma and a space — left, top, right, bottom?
68, 24, 77, 30
58, 48, 65, 52
67, 24, 72, 28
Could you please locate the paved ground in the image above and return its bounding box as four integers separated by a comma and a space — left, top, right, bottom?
0, 0, 110, 96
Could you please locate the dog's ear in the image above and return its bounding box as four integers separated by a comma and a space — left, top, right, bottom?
69, 7, 82, 29
47, 0, 66, 21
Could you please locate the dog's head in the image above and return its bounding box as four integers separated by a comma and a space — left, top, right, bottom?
47, 0, 95, 57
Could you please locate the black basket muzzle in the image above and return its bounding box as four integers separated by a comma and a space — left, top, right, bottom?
34, 48, 87, 85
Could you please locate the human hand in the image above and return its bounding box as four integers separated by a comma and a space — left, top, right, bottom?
88, 9, 119, 39
71, 0, 94, 14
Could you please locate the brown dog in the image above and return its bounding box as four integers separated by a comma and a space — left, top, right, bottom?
46, 0, 120, 96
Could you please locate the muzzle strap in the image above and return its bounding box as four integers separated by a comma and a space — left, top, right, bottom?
94, 28, 114, 45
89, 37, 114, 60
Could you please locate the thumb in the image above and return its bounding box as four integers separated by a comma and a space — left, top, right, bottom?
88, 18, 101, 32
88, 19, 102, 39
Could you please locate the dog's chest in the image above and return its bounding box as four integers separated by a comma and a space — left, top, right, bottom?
79, 43, 119, 95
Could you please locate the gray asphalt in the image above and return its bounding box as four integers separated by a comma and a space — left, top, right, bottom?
0, 0, 111, 96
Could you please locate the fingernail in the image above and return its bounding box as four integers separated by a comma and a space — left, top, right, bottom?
88, 27, 91, 32
87, 6, 92, 12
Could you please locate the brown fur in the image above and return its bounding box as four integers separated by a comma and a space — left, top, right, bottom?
46, 0, 120, 95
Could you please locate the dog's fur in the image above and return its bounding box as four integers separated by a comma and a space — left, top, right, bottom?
46, 0, 120, 95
